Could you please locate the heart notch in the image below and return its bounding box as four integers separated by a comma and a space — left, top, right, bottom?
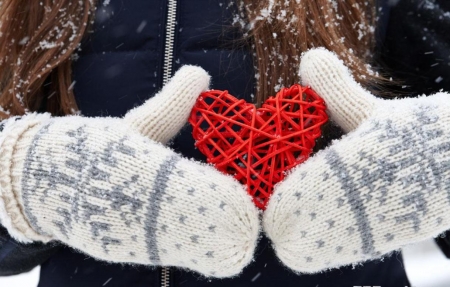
189, 84, 328, 209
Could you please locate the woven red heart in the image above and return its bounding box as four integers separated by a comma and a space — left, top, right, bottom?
189, 84, 328, 209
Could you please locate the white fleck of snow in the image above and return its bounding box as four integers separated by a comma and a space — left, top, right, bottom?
102, 277, 112, 286
68, 81, 76, 91
103, 0, 110, 6
251, 272, 261, 282
422, 0, 436, 10
19, 37, 29, 45
435, 77, 443, 83
39, 40, 58, 49
136, 21, 147, 33
47, 91, 56, 99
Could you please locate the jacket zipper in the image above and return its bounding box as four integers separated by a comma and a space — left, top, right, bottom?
160, 267, 171, 287
161, 0, 177, 286
162, 0, 178, 86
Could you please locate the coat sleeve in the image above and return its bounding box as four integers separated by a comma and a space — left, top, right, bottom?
0, 225, 60, 276
0, 117, 60, 276
435, 235, 450, 259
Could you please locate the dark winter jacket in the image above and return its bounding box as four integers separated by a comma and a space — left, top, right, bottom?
1, 0, 449, 286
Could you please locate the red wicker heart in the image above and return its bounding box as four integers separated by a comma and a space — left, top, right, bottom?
189, 84, 328, 209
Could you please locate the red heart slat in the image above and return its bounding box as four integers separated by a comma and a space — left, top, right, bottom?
189, 84, 328, 209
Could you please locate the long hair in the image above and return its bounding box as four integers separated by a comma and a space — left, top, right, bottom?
240, 0, 380, 105
0, 0, 378, 118
0, 0, 95, 118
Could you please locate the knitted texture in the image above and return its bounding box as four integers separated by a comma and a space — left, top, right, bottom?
299, 48, 377, 133
123, 66, 210, 144
0, 66, 259, 278
264, 48, 450, 273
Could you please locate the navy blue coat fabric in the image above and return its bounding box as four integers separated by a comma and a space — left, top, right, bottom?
5, 0, 450, 286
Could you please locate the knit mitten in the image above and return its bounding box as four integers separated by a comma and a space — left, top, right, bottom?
263, 48, 450, 273
0, 66, 260, 278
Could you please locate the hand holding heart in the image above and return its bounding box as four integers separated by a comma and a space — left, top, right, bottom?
0, 66, 260, 278
263, 48, 450, 273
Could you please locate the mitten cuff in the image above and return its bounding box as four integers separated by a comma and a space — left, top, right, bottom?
0, 113, 53, 243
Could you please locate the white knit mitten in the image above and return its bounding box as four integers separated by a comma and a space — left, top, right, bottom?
0, 66, 259, 278
263, 48, 450, 273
